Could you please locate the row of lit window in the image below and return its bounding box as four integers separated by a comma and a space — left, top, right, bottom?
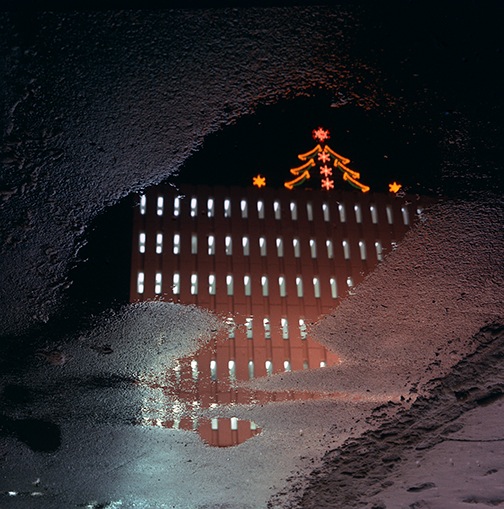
137, 272, 355, 299
139, 194, 413, 225
138, 232, 384, 262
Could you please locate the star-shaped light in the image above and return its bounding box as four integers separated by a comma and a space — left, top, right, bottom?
318, 151, 331, 163
389, 181, 402, 193
253, 174, 266, 188
321, 177, 334, 190
312, 127, 330, 143
319, 165, 333, 178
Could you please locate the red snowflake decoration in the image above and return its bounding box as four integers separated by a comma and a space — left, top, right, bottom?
318, 151, 331, 163
321, 177, 334, 190
319, 165, 333, 178
312, 127, 330, 143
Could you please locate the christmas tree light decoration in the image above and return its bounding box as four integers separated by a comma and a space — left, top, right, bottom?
389, 181, 402, 193
283, 128, 371, 192
252, 174, 266, 188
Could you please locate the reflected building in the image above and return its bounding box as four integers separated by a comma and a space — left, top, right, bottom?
130, 184, 421, 446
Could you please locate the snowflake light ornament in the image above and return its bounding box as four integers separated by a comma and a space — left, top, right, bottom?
321, 178, 334, 190
312, 127, 330, 143
317, 151, 331, 163
319, 165, 333, 178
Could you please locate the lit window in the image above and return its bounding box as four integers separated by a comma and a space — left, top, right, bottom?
139, 194, 146, 215
191, 359, 198, 381
137, 272, 144, 294
226, 316, 236, 338
320, 361, 327, 368
375, 241, 383, 261
190, 197, 197, 217
290, 201, 298, 220
303, 361, 309, 370
208, 235, 215, 255
359, 240, 367, 260
245, 317, 253, 338
242, 236, 250, 256
278, 276, 286, 297
281, 318, 289, 339
190, 274, 198, 295
284, 360, 291, 372
208, 274, 216, 295
307, 202, 313, 221
293, 238, 300, 258
259, 237, 267, 256
342, 240, 350, 260
226, 275, 233, 296
156, 233, 163, 254
330, 278, 338, 299
299, 319, 307, 340
155, 272, 162, 294
276, 237, 284, 257
322, 203, 330, 222
263, 318, 271, 339
157, 196, 164, 216
370, 205, 378, 224
173, 273, 180, 294
240, 199, 248, 218
296, 276, 303, 298
191, 234, 197, 254
261, 276, 269, 297
326, 239, 334, 259
347, 276, 354, 288
230, 416, 238, 430
310, 239, 317, 258
257, 200, 265, 219
274, 201, 281, 219
224, 199, 231, 218
248, 360, 254, 380
244, 275, 251, 296
173, 233, 180, 255
228, 360, 236, 381
401, 206, 410, 225
225, 236, 232, 255
338, 203, 346, 222
354, 204, 362, 223
173, 196, 180, 217
417, 207, 424, 216
139, 232, 146, 253
313, 277, 321, 298
210, 360, 217, 381
386, 205, 393, 224
207, 198, 214, 218
211, 417, 218, 429
265, 360, 273, 376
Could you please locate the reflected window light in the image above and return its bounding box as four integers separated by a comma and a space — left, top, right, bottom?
190, 197, 197, 217
242, 236, 250, 256
190, 273, 198, 295
307, 202, 313, 221
207, 198, 214, 218
155, 272, 162, 294
245, 317, 253, 339
156, 233, 163, 254
299, 318, 307, 340
208, 274, 216, 295
284, 360, 292, 372
278, 276, 287, 297
257, 200, 265, 219
354, 204, 362, 223
322, 202, 330, 222
244, 275, 251, 296
401, 206, 410, 225
226, 274, 234, 296
330, 277, 338, 299
326, 239, 334, 259
259, 236, 267, 256
386, 205, 393, 224
342, 240, 350, 260
293, 238, 301, 258
225, 235, 232, 255
224, 198, 231, 218
296, 276, 303, 298
230, 416, 238, 431
375, 241, 383, 261
338, 203, 346, 222
139, 232, 146, 253
261, 275, 269, 297
208, 235, 215, 255
281, 317, 289, 339
290, 201, 298, 220
173, 196, 181, 217
172, 273, 180, 294
228, 360, 236, 381
191, 234, 197, 254
320, 361, 327, 368
274, 200, 281, 219
347, 276, 354, 288
263, 317, 271, 339
313, 277, 321, 298
139, 194, 146, 215
240, 199, 248, 218
265, 360, 273, 376
211, 417, 218, 429
359, 240, 367, 260
210, 360, 217, 381
157, 196, 164, 216
276, 237, 284, 257
137, 272, 145, 294
370, 204, 378, 224
248, 360, 255, 380
310, 239, 317, 258
173, 233, 180, 255
417, 207, 424, 216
